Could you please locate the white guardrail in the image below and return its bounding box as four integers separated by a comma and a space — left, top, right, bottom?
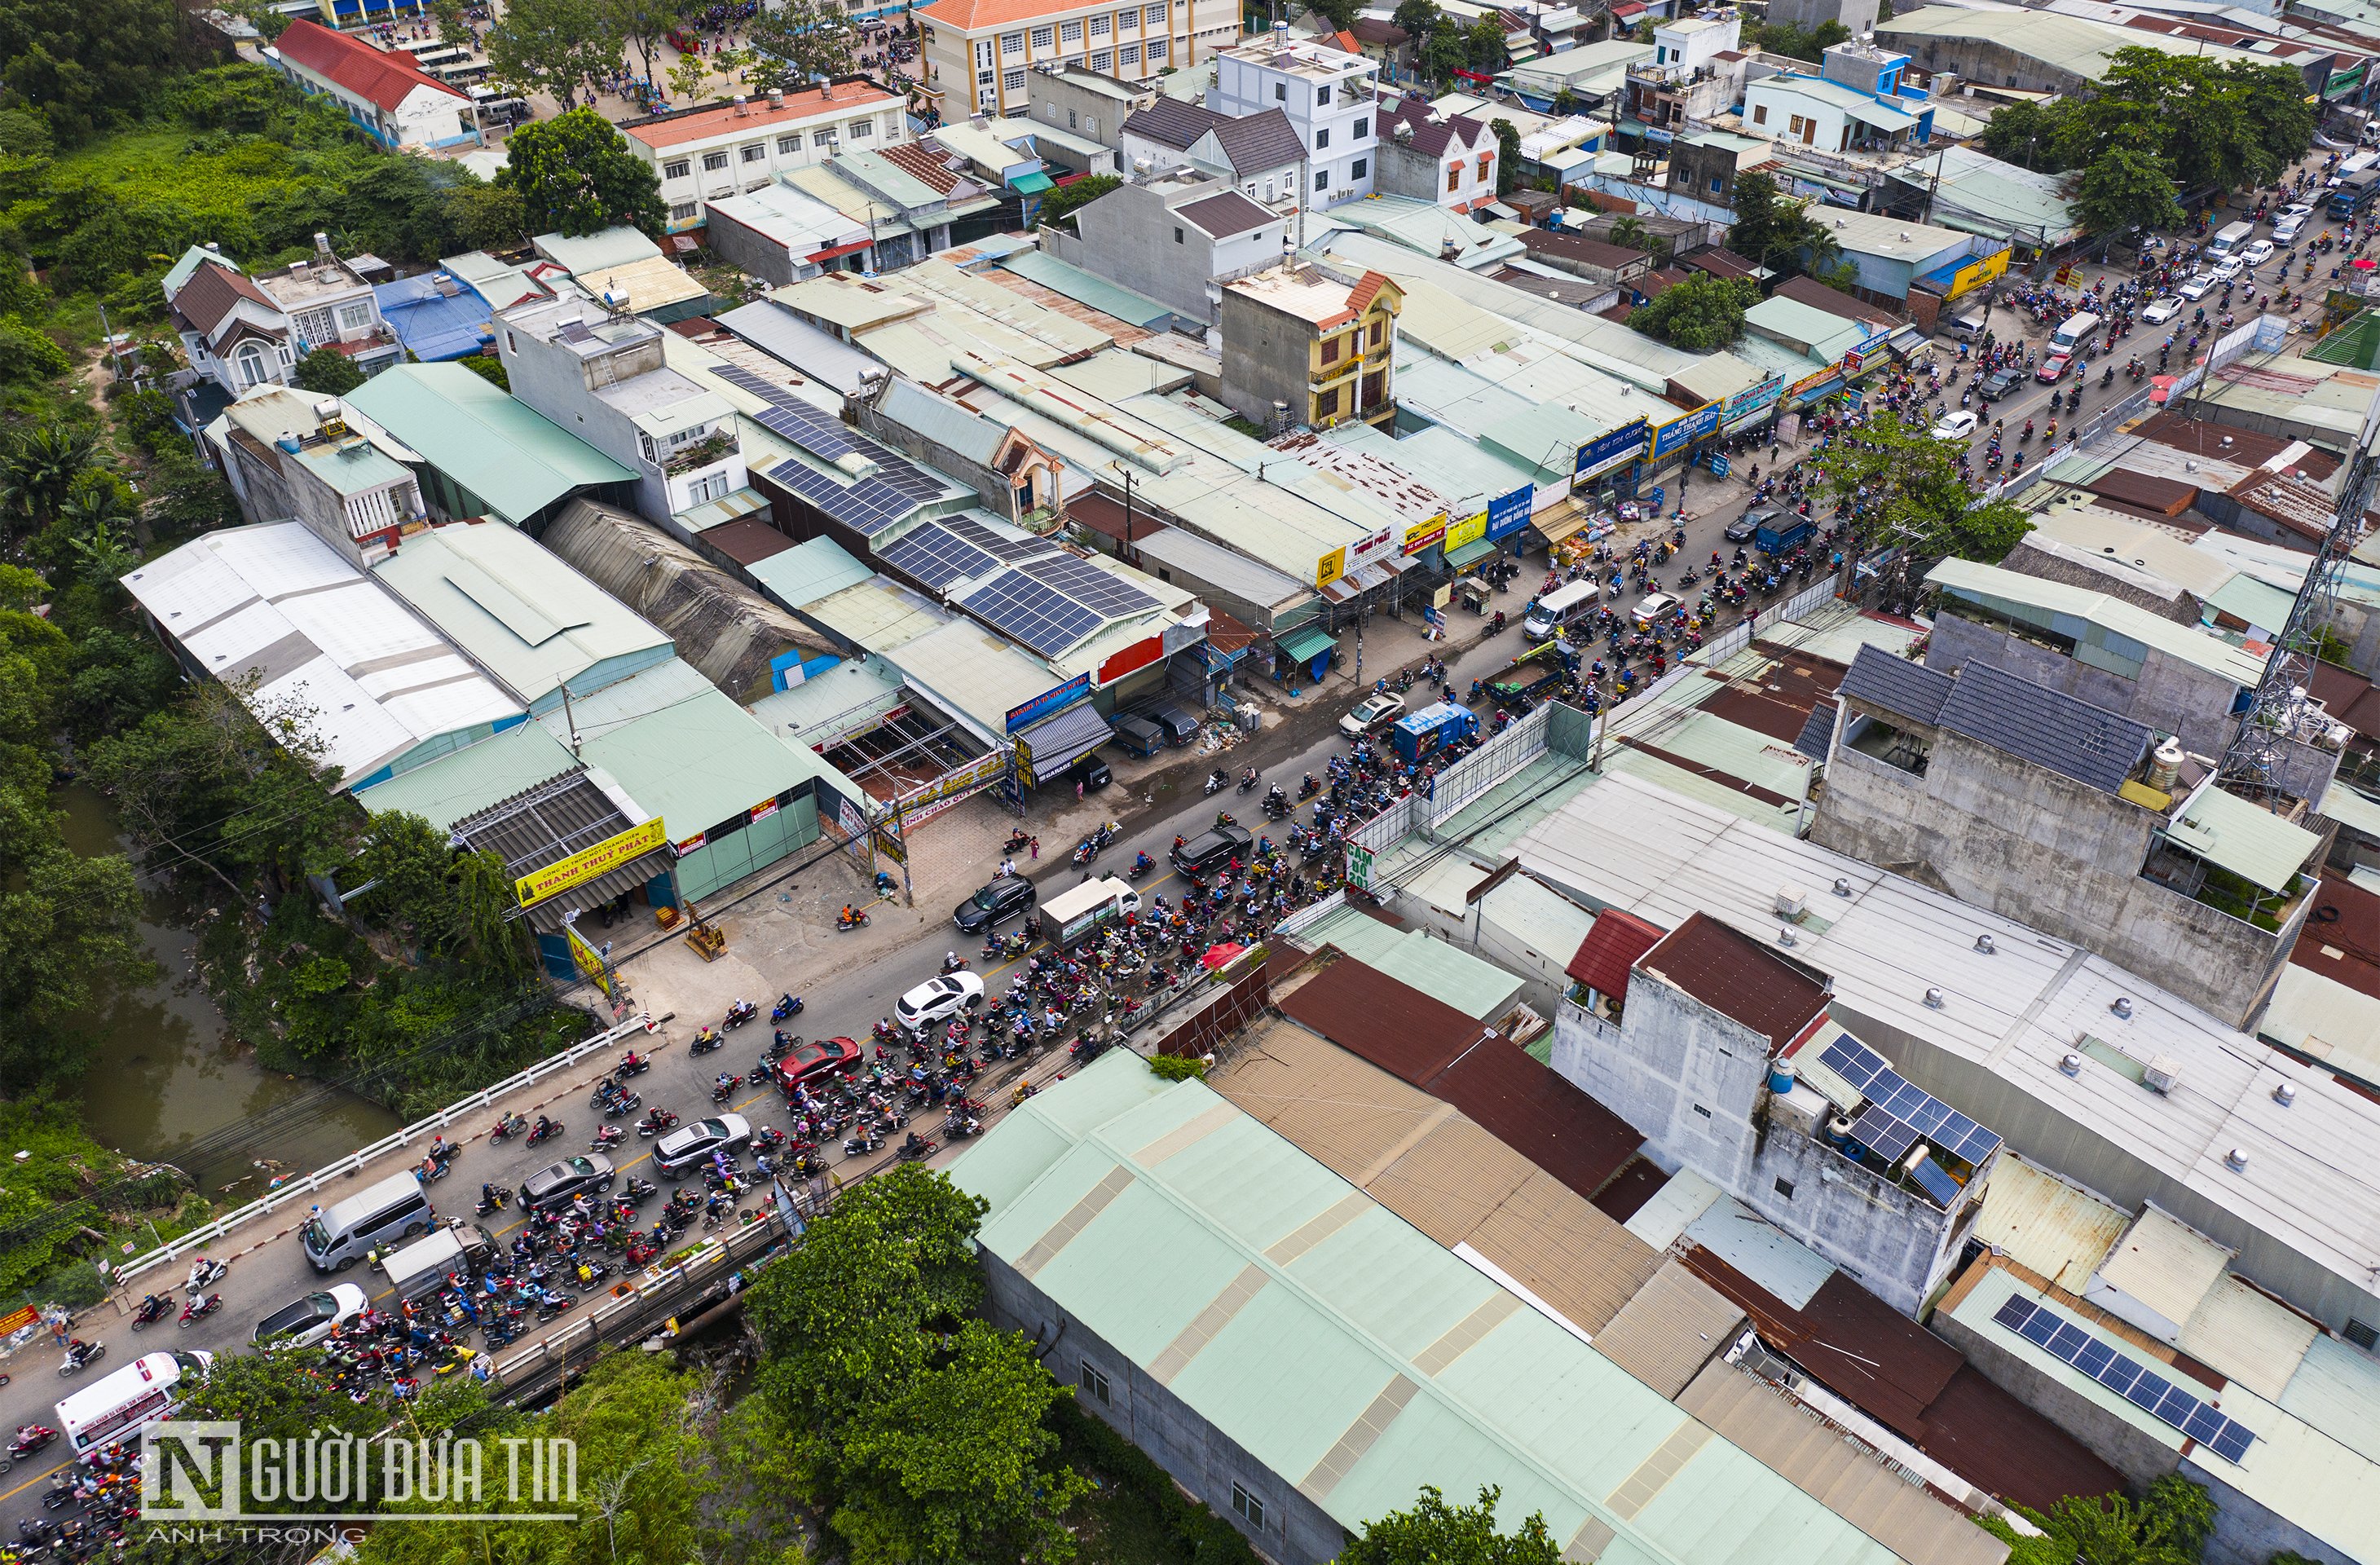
112, 1012, 662, 1288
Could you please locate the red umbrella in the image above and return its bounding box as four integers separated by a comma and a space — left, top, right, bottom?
1200, 942, 1247, 971
2354, 258, 2378, 271
2150, 374, 2180, 403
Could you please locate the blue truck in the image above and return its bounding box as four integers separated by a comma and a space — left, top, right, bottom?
1755, 514, 1817, 555
1390, 702, 1479, 764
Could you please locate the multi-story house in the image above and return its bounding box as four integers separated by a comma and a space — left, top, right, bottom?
1218, 262, 1400, 430
496, 298, 748, 528
621, 81, 910, 233
1047, 171, 1288, 324
267, 19, 477, 151
1115, 98, 1307, 205
916, 0, 1240, 121
1371, 92, 1498, 213
205, 384, 430, 568
1208, 29, 1381, 206
165, 236, 402, 411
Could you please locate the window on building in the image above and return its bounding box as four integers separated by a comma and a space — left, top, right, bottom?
1086, 114, 1097, 135
1709, 176, 1722, 193
703, 149, 731, 170
1005, 67, 1027, 91
687, 470, 732, 505
1230, 1483, 1265, 1531
778, 134, 802, 153
1002, 30, 1024, 53
1274, 82, 1285, 99
1316, 85, 1329, 105
639, 432, 657, 462
1751, 103, 1766, 125
1351, 156, 1367, 179
1091, 12, 1109, 33
1446, 161, 1461, 192
1061, 18, 1081, 40
670, 201, 699, 221
1774, 1177, 1796, 1198
1068, 108, 1079, 127
1120, 43, 1139, 64
1030, 24, 1053, 47
1316, 126, 1329, 148
1476, 152, 1491, 180
1146, 1, 1165, 21
1368, 319, 1382, 346
1147, 37, 1166, 58
336, 301, 375, 333
976, 38, 994, 67
663, 158, 691, 179
1320, 333, 1341, 364
1354, 116, 1368, 139
850, 117, 873, 138
1174, 225, 1184, 243
1080, 1362, 1110, 1405
1316, 386, 1339, 418
742, 143, 766, 162
1091, 50, 1110, 68
235, 342, 269, 387
2347, 1318, 2378, 1350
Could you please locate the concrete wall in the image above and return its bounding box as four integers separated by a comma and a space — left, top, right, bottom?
979, 1247, 1346, 1565
1739, 1101, 1978, 1316
1218, 285, 1312, 428
703, 209, 802, 289
2184, 1457, 2350, 1565
1809, 717, 2291, 1027
856, 403, 1025, 520
1026, 70, 1152, 148
1929, 1301, 2183, 1489
1053, 182, 1277, 325
1872, 29, 2085, 95
1928, 602, 2239, 758
1768, 0, 1878, 37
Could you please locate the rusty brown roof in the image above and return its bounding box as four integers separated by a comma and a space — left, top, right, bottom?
1567, 909, 1666, 998
1917, 1363, 2130, 1514
174, 258, 280, 335
1276, 950, 1499, 1087
1429, 1035, 1642, 1200
1635, 911, 1830, 1051
2081, 467, 2198, 518
699, 516, 797, 567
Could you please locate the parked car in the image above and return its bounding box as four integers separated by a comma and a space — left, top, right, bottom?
253, 1285, 367, 1351
774, 1036, 863, 1091
654, 1113, 752, 1178
2140, 296, 2182, 325
1931, 411, 1978, 441
953, 874, 1036, 936
519, 1153, 615, 1213
1979, 368, 2025, 402
897, 972, 985, 1034
1724, 508, 1773, 544
1339, 690, 1406, 739
2036, 352, 2073, 383
1146, 705, 1201, 747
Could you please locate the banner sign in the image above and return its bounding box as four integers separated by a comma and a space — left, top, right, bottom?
1573, 418, 1648, 479
1487, 485, 1533, 540
1401, 513, 1448, 555
1723, 374, 1785, 425
565, 920, 617, 1000
1005, 672, 1093, 734
1443, 509, 1489, 552
1650, 402, 1721, 460
513, 818, 667, 910
1316, 545, 1346, 589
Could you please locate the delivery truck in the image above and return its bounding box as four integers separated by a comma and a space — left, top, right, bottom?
1042, 876, 1142, 946
1390, 702, 1479, 763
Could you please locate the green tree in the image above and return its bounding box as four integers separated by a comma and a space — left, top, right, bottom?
1977, 99, 2070, 173
443, 174, 526, 251
1342, 1485, 1562, 1565
1042, 172, 1117, 225
1311, 0, 1359, 30
0, 315, 70, 386
1391, 0, 1442, 46
0, 781, 149, 1093
1489, 117, 1519, 195
293, 345, 366, 395
1726, 170, 1826, 277
1462, 12, 1505, 71
1749, 18, 1846, 59
0, 0, 187, 143
499, 107, 667, 239
2074, 144, 2185, 240
607, 0, 690, 91
457, 353, 510, 391
1628, 273, 1756, 349
1421, 27, 1467, 85
1981, 1475, 2218, 1565
487, 0, 619, 109
665, 47, 716, 107
2054, 47, 2312, 204
1606, 214, 1652, 253
428, 0, 470, 42
745, 0, 862, 94
0, 421, 99, 540
1823, 409, 2032, 566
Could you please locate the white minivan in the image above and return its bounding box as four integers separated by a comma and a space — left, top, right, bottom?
56, 1350, 213, 1460
1523, 579, 1601, 640
2205, 220, 2254, 259
2050, 311, 2100, 354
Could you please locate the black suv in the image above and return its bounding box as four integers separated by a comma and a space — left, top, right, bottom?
1980, 368, 2025, 403
1171, 822, 1254, 877
954, 874, 1037, 935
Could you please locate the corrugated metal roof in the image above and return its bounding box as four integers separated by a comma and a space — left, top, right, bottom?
748, 537, 878, 610
886, 616, 1064, 737
1972, 1154, 2127, 1294
1637, 912, 1831, 1052
961, 1051, 1911, 1565
1131, 526, 1315, 615
998, 249, 1179, 328
1593, 1259, 1743, 1398
356, 721, 580, 830
2179, 1274, 2319, 1400
2090, 1203, 2236, 1340
714, 299, 885, 395
1292, 915, 1524, 1022
1683, 1201, 1837, 1312
2163, 782, 2320, 896
1276, 951, 1496, 1084
1927, 555, 2268, 687
2281, 1332, 2380, 1463
1568, 909, 1667, 997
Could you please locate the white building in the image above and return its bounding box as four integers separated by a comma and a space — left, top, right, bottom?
1372, 92, 1499, 214
496, 298, 749, 527
620, 81, 910, 233
916, 0, 1240, 121
1648, 8, 1741, 73
164, 236, 403, 406
266, 19, 476, 151
1207, 29, 1382, 207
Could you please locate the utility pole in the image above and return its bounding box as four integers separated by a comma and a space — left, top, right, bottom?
562, 688, 583, 758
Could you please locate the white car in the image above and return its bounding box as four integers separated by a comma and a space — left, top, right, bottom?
2210, 258, 2244, 284
2241, 239, 2275, 267
1930, 410, 1979, 441
2179, 273, 2217, 300
1338, 690, 1406, 740
2274, 213, 2308, 244
253, 1284, 368, 1351
2140, 296, 2182, 324
1632, 591, 1681, 624
897, 970, 985, 1033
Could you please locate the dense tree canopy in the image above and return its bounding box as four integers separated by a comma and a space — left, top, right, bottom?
1822, 409, 2033, 567
499, 107, 666, 239
1343, 1486, 1563, 1565
746, 0, 862, 94
1629, 273, 1758, 349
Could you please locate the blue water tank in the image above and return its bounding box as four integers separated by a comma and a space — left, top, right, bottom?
1768, 1058, 1796, 1096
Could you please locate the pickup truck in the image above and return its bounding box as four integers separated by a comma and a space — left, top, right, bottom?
1481, 641, 1576, 709
1042, 876, 1142, 947
1389, 701, 1479, 763
1754, 515, 1816, 556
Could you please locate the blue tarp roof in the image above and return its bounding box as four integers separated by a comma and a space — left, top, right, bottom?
375, 272, 498, 363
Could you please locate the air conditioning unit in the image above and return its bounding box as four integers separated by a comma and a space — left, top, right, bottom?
2144, 1056, 2184, 1095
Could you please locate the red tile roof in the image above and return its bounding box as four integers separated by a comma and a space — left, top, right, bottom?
1635, 911, 1830, 1051
1567, 909, 1666, 998
274, 19, 466, 111
622, 80, 899, 148
171, 258, 281, 335
879, 139, 970, 195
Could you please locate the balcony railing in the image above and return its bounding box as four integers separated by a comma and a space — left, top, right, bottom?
662, 431, 738, 475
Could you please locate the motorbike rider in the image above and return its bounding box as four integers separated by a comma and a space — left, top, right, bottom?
481, 1181, 503, 1210
840, 903, 859, 925
533, 1114, 557, 1140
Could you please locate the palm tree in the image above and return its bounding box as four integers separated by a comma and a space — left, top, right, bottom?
1800, 223, 1849, 287
1, 423, 99, 541
1608, 215, 1654, 255
67, 517, 139, 587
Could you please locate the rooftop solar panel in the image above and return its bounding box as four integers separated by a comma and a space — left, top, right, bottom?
1848, 1105, 1915, 1166
879, 522, 998, 592
945, 513, 1062, 562
708, 363, 796, 407
959, 569, 1104, 656
768, 460, 923, 537
1019, 553, 1159, 616
1816, 1034, 2001, 1167
1990, 1296, 2257, 1461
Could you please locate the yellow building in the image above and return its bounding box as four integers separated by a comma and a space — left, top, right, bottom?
1217, 265, 1402, 433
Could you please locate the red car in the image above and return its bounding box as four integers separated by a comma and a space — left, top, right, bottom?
775, 1036, 862, 1093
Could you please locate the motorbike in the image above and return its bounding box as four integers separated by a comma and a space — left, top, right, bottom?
614, 1051, 651, 1079
1236, 767, 1260, 793
711, 1078, 737, 1104
772, 993, 803, 1023
475, 1188, 510, 1216
837, 909, 872, 930
1203, 768, 1227, 796
1489, 610, 1506, 633
414, 1143, 456, 1184
843, 1126, 884, 1158
1296, 774, 1320, 800
896, 1132, 938, 1162
690, 1027, 725, 1055
526, 1118, 563, 1148
488, 1111, 530, 1142
1003, 828, 1031, 854
57, 1341, 104, 1378
621, 1176, 658, 1203
1126, 852, 1155, 881
601, 1089, 643, 1119
591, 1125, 626, 1152
723, 999, 759, 1030
178, 1294, 222, 1329
186, 1257, 227, 1290
941, 953, 968, 975
130, 1295, 173, 1332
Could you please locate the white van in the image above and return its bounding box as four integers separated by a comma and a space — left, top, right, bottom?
56, 1350, 212, 1460
2050, 311, 2100, 353
1523, 579, 1601, 640
2205, 220, 2254, 259
302, 1170, 435, 1273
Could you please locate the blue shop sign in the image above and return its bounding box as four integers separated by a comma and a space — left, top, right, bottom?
1005, 672, 1093, 734
1486, 485, 1534, 540
1650, 402, 1721, 460
1574, 417, 1649, 478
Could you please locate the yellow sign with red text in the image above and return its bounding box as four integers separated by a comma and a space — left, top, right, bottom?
513, 818, 668, 910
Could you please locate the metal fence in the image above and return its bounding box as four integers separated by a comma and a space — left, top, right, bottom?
1425, 703, 1551, 824
112, 1012, 663, 1288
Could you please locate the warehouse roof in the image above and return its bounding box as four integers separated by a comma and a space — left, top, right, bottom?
1879, 4, 2275, 77
953, 1052, 1911, 1565
1927, 557, 2268, 688
124, 521, 521, 787
355, 721, 580, 832
343, 364, 635, 526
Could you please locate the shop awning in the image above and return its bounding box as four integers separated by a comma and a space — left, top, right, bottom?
1276, 624, 1338, 663
1014, 700, 1111, 776
1012, 170, 1056, 193
1447, 537, 1500, 570
1535, 501, 1594, 545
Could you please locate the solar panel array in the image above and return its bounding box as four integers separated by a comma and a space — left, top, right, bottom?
1020, 553, 1159, 617
959, 570, 1106, 656
879, 521, 999, 592
1993, 1297, 2256, 1464
769, 460, 924, 537
1818, 1034, 2003, 1168
707, 362, 799, 407
944, 513, 1062, 563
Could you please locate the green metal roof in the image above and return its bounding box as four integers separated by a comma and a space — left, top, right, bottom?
1290, 906, 1524, 1021
346, 364, 635, 526
292, 437, 412, 498
2165, 783, 2320, 896
1926, 558, 2268, 688
1277, 624, 1338, 662
2202, 573, 2296, 637
747, 536, 874, 609
1012, 169, 1056, 194
355, 721, 579, 830
999, 249, 1176, 328
954, 1056, 1914, 1565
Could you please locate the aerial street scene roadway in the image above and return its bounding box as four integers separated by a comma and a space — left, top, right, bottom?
0, 0, 2377, 1559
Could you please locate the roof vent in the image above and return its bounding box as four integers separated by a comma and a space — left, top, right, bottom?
1831, 876, 1852, 897
1923, 985, 1945, 1009
2224, 1146, 2251, 1171
1974, 932, 1994, 954
2144, 1056, 2183, 1094
2060, 1051, 2083, 1076
2272, 1081, 2297, 1107
2110, 995, 2135, 1020
1777, 925, 1797, 946
1775, 884, 1806, 919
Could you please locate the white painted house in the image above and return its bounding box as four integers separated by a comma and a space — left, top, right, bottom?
619, 80, 911, 233
1208, 29, 1381, 207
267, 20, 477, 150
